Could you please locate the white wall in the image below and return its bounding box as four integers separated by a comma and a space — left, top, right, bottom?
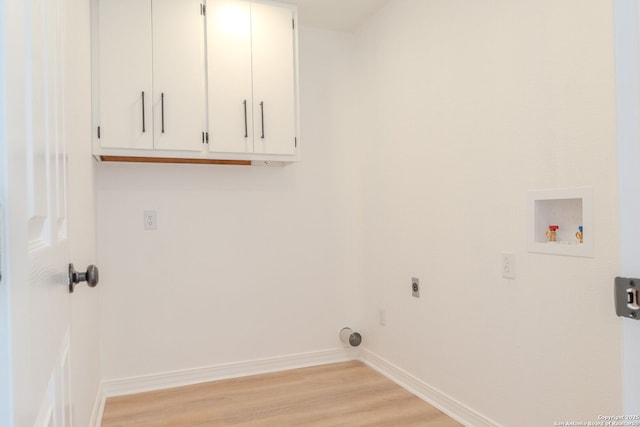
96, 1, 625, 424
96, 27, 364, 381
355, 0, 622, 425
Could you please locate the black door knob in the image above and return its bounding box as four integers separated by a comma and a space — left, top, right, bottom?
68, 263, 99, 293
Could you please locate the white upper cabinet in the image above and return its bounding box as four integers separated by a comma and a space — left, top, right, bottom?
152, 0, 207, 151
93, 0, 298, 162
96, 0, 206, 152
207, 0, 297, 156
97, 0, 153, 149
207, 0, 254, 153
251, 2, 296, 155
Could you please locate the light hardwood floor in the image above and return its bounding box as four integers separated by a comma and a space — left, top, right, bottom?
101, 361, 462, 426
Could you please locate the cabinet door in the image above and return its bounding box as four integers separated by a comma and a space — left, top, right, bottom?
251, 2, 297, 155
153, 0, 207, 151
98, 0, 153, 149
207, 0, 254, 154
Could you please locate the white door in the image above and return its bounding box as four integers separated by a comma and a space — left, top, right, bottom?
207, 0, 253, 154
10, 0, 73, 424
153, 0, 207, 152
1, 0, 98, 425
251, 2, 296, 155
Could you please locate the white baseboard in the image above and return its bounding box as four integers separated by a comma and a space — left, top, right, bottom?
93, 347, 496, 427
359, 348, 501, 427
101, 348, 355, 399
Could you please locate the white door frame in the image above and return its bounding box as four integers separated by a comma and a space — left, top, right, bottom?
0, 0, 12, 424
615, 0, 640, 415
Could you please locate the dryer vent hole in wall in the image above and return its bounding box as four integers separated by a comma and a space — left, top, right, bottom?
340, 327, 362, 347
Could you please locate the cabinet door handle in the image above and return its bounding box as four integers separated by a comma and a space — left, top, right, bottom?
260, 101, 265, 139
141, 91, 146, 133
161, 93, 165, 133
243, 100, 248, 138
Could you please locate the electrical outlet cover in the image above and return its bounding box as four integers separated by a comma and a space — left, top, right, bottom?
144, 210, 157, 231
502, 252, 516, 279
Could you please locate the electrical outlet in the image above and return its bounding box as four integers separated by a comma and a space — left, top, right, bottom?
379, 309, 386, 326
144, 210, 157, 231
411, 277, 420, 298
502, 252, 515, 279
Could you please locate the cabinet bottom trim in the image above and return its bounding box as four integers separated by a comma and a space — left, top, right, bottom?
99, 155, 252, 166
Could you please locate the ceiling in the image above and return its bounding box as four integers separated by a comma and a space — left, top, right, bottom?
278, 0, 389, 32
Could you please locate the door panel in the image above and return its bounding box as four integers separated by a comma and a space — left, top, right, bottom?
251, 2, 296, 155
207, 0, 253, 154
153, 0, 206, 151
27, 0, 50, 243
98, 0, 153, 150
53, 0, 67, 240
32, 331, 70, 427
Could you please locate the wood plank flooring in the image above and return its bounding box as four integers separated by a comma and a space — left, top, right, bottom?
101, 361, 462, 426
